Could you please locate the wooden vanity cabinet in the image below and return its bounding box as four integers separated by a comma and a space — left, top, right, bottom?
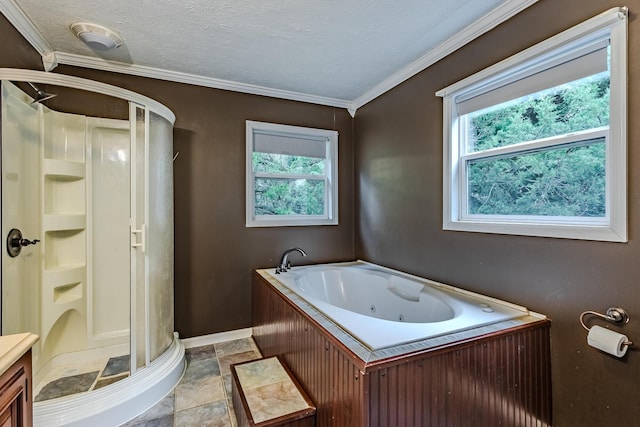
0, 350, 32, 427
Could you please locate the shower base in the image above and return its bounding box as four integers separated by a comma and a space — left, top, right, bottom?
34, 354, 130, 402
33, 334, 185, 427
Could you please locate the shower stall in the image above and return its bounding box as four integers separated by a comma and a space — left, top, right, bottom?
0, 69, 184, 426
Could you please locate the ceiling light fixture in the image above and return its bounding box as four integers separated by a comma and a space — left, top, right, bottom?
70, 22, 123, 50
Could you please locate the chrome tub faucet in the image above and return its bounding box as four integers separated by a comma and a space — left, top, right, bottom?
276, 247, 307, 273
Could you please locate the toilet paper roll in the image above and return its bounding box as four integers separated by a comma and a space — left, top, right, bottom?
587, 325, 629, 357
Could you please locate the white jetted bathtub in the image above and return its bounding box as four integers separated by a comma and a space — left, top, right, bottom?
270, 261, 531, 350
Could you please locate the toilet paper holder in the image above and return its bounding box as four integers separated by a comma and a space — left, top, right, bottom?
580, 307, 633, 346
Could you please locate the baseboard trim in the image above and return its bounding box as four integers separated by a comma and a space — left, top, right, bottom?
181, 328, 253, 349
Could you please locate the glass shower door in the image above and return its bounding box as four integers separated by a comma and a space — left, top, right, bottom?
129, 104, 176, 371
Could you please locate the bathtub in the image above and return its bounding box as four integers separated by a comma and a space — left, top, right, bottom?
270, 261, 531, 350
253, 262, 551, 426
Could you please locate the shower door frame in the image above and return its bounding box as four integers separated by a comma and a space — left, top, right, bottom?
129, 102, 150, 374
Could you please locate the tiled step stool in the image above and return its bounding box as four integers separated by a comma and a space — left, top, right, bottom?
231, 356, 316, 427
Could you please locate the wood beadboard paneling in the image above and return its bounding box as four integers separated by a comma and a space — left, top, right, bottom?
252, 272, 551, 427
367, 327, 551, 426
252, 273, 368, 426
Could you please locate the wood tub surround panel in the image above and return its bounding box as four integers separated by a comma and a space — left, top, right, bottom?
367, 327, 552, 426
252, 272, 552, 427
252, 272, 367, 426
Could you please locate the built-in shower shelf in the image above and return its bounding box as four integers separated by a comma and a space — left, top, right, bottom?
42, 159, 85, 179
42, 109, 86, 163
44, 176, 85, 215
43, 265, 85, 285
43, 214, 86, 231
53, 282, 83, 304
44, 229, 86, 270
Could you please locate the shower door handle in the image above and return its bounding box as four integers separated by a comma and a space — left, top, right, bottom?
131, 225, 146, 253
6, 228, 40, 257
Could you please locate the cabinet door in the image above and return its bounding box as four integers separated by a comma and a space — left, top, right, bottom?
0, 392, 21, 427
0, 351, 32, 427
0, 371, 26, 427
0, 403, 14, 427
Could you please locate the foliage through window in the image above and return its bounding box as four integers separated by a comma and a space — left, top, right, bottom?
246, 121, 338, 227
437, 7, 627, 241
466, 74, 608, 217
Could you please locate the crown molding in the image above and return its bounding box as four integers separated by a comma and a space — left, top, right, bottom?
0, 0, 52, 56
352, 0, 540, 111
42, 52, 58, 71
52, 51, 355, 112
2, 0, 538, 116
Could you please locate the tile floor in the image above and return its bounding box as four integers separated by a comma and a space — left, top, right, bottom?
34, 354, 131, 402
121, 337, 262, 427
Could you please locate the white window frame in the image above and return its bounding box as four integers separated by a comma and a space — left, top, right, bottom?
436, 7, 628, 242
246, 120, 338, 227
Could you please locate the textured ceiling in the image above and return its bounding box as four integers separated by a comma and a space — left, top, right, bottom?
4, 0, 536, 110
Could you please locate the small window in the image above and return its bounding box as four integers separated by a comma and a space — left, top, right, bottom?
246, 120, 338, 227
437, 7, 627, 242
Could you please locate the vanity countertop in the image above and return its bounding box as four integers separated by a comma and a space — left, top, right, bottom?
0, 333, 39, 376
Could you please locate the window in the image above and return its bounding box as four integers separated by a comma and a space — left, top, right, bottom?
437, 7, 627, 242
246, 120, 338, 227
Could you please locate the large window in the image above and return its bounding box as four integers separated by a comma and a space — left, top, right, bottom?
246, 120, 338, 227
437, 7, 627, 242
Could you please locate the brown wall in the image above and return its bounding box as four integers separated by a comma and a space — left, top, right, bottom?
0, 15, 42, 70
0, 14, 354, 338
3, 0, 640, 423
354, 0, 640, 425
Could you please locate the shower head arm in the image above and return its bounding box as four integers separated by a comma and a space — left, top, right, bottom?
24, 81, 57, 104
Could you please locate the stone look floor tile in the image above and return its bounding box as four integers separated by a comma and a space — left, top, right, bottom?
185, 344, 216, 362
122, 392, 175, 425
94, 373, 129, 390
223, 374, 233, 398
102, 355, 131, 376
214, 339, 254, 358
34, 371, 99, 402
125, 415, 174, 427
217, 351, 261, 377
34, 358, 109, 398
182, 358, 221, 383
116, 339, 263, 426
222, 373, 238, 427
175, 375, 227, 412
175, 400, 231, 427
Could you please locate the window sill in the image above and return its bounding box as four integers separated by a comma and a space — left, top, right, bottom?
443, 219, 626, 242
246, 217, 338, 228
